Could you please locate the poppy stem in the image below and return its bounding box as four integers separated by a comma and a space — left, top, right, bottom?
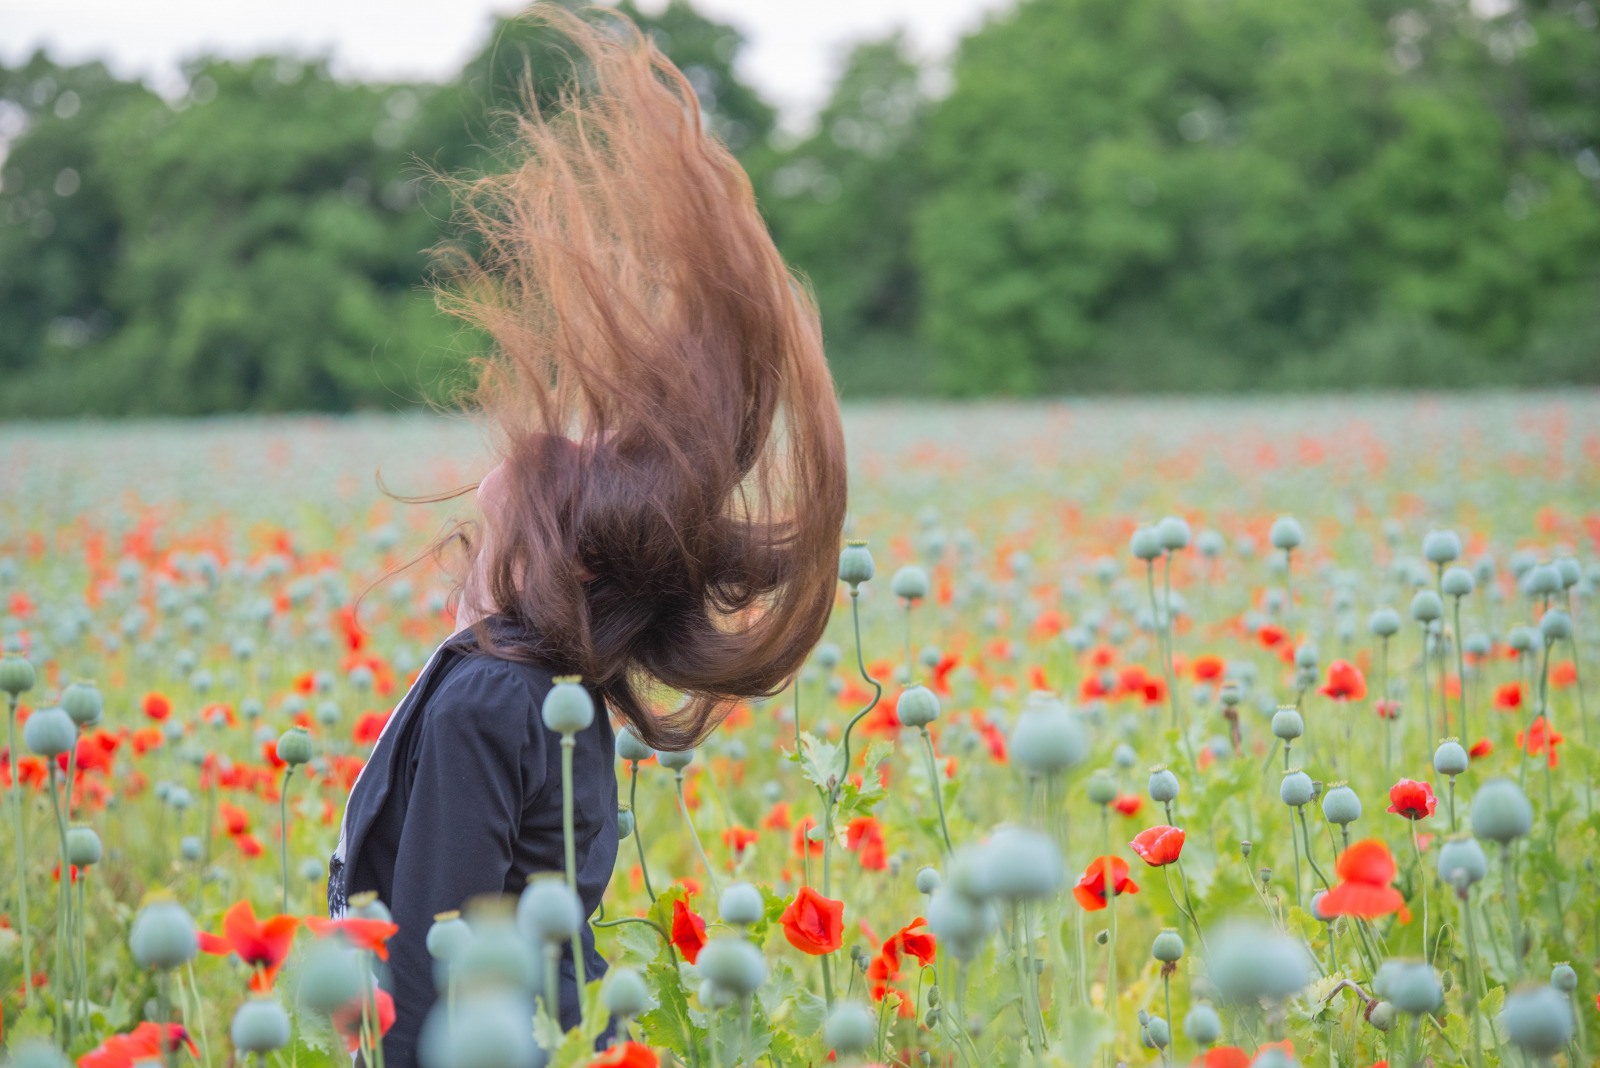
8, 695, 33, 1010
1103, 807, 1118, 1056
628, 760, 655, 902
674, 770, 719, 898
279, 766, 293, 914
47, 762, 71, 1046
1296, 808, 1330, 891
1380, 638, 1392, 780
1420, 622, 1435, 762
1453, 596, 1470, 744
1289, 804, 1303, 908
919, 727, 952, 855
1447, 777, 1457, 833
1409, 823, 1429, 963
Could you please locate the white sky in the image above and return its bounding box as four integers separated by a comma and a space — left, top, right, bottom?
0, 0, 1014, 129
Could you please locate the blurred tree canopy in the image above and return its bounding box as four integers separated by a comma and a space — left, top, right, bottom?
1, 0, 1596, 414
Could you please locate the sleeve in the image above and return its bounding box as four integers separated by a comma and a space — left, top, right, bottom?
380, 659, 545, 1068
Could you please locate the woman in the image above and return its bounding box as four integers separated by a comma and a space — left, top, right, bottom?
327, 7, 847, 1067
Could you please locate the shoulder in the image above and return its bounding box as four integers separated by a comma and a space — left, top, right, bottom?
421, 652, 554, 745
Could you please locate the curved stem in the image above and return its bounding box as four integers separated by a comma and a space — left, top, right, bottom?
675, 771, 720, 897
919, 728, 953, 854
628, 761, 655, 902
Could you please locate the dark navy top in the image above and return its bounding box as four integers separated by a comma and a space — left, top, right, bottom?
330, 614, 618, 1068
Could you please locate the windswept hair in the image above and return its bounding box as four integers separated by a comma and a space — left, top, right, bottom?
428, 5, 847, 750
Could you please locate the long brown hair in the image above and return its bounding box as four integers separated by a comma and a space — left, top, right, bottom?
426, 5, 847, 750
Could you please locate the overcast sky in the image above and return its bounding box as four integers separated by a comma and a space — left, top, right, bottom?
2, 0, 1014, 128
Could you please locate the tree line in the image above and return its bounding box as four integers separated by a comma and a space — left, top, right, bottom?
1, 0, 1596, 414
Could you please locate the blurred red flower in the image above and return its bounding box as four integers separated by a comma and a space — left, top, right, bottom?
196, 900, 299, 992
1493, 682, 1522, 710
592, 1042, 659, 1068
142, 693, 172, 722
331, 986, 394, 1052
1320, 839, 1406, 919
1073, 856, 1138, 911
1319, 661, 1366, 701
1516, 715, 1563, 768
670, 898, 707, 964
79, 1023, 197, 1068
305, 916, 399, 960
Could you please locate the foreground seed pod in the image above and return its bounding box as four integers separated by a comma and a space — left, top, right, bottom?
455, 912, 539, 995
1280, 770, 1313, 807
1152, 928, 1185, 962
1142, 1015, 1171, 1049
916, 866, 942, 894
130, 900, 198, 969
1551, 963, 1577, 993
0, 656, 36, 695
1441, 566, 1475, 598
926, 888, 995, 960
5, 1043, 71, 1068
1184, 1003, 1221, 1045
276, 727, 313, 766
419, 990, 540, 1068
1130, 527, 1163, 561
983, 827, 1064, 900
541, 677, 594, 735
299, 942, 366, 1013
719, 882, 764, 926
603, 966, 651, 1017
518, 878, 581, 945
1157, 516, 1191, 551
1433, 740, 1468, 777
1148, 766, 1180, 803
61, 681, 103, 726
616, 809, 634, 840
698, 936, 767, 997
1539, 610, 1572, 642
1437, 837, 1488, 889
824, 1002, 876, 1055
1011, 692, 1086, 775
1422, 529, 1462, 565
23, 706, 76, 758
896, 685, 940, 728
1208, 922, 1311, 1001
1410, 590, 1443, 623
1501, 985, 1573, 1056
1271, 707, 1304, 741
426, 911, 472, 963
1368, 608, 1401, 637
230, 999, 291, 1053
66, 826, 103, 867
1471, 779, 1532, 843
1385, 960, 1442, 1014
1270, 516, 1304, 551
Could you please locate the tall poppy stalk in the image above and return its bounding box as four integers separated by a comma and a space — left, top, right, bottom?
6, 687, 33, 1009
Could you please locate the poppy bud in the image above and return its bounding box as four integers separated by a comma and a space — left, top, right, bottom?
616, 726, 654, 764
518, 877, 581, 945
1269, 516, 1304, 551
719, 882, 764, 926
0, 656, 36, 695
1184, 1003, 1221, 1045
1321, 784, 1361, 825
658, 747, 695, 772
603, 966, 651, 1018
984, 827, 1064, 900
891, 565, 930, 602
66, 826, 102, 867
698, 936, 767, 997
1156, 516, 1191, 551
1280, 770, 1313, 807
1368, 608, 1401, 638
61, 681, 103, 726
1422, 530, 1462, 565
1142, 1015, 1171, 1049
1152, 928, 1185, 962
426, 912, 472, 963
1148, 767, 1180, 803
1551, 963, 1577, 993
130, 900, 198, 970
418, 990, 539, 1068
231, 999, 291, 1053
616, 809, 634, 841
1240, 841, 1253, 858
1502, 986, 1573, 1056
1441, 566, 1475, 598
1521, 565, 1562, 598
1433, 740, 1468, 776
824, 1002, 876, 1055
1368, 1001, 1396, 1031
1470, 779, 1532, 843
23, 706, 76, 758
838, 541, 875, 587
1096, 929, 1109, 945
1272, 708, 1304, 741
1539, 610, 1572, 643
276, 727, 313, 767
1410, 590, 1443, 623
1507, 626, 1536, 653
541, 676, 594, 735
897, 685, 940, 728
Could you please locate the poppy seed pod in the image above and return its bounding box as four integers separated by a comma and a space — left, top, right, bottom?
891, 565, 930, 602
1386, 960, 1442, 1014
1184, 1003, 1221, 1045
1130, 527, 1163, 562
1281, 770, 1314, 807
1471, 779, 1533, 843
1368, 1001, 1397, 1032
603, 966, 651, 1018
1501, 986, 1573, 1056
23, 706, 76, 758
276, 727, 313, 767
698, 936, 767, 997
1507, 626, 1536, 654
616, 726, 654, 763
1197, 530, 1224, 558
1521, 564, 1562, 598
1142, 1015, 1171, 1050
896, 685, 940, 728
0, 656, 36, 695
61, 681, 103, 726
1293, 643, 1318, 670
1209, 921, 1311, 1001
66, 826, 102, 867
1441, 566, 1475, 598
1409, 590, 1443, 623
616, 809, 634, 841
1435, 739, 1470, 776
838, 541, 875, 587
1157, 516, 1192, 551
230, 999, 291, 1054
1438, 837, 1488, 889
1555, 557, 1581, 588
916, 866, 942, 894
984, 827, 1064, 900
719, 882, 764, 926
1270, 516, 1304, 551
1011, 693, 1087, 775
418, 990, 539, 1068
1539, 610, 1572, 643
426, 911, 472, 963
1148, 767, 1180, 803
1087, 772, 1118, 806
1551, 963, 1577, 993
657, 747, 695, 772
1422, 530, 1462, 565
180, 836, 202, 861
1368, 608, 1401, 638
1152, 928, 1185, 962
456, 914, 539, 994
130, 900, 198, 970
926, 888, 995, 960
824, 1002, 876, 1055
541, 677, 594, 735
1464, 632, 1492, 657
1271, 708, 1304, 741
517, 878, 581, 944
1321, 784, 1361, 825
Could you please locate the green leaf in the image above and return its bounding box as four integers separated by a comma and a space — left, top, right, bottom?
789, 988, 828, 1037
639, 958, 705, 1057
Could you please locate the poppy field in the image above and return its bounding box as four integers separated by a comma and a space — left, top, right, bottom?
1, 392, 1598, 1068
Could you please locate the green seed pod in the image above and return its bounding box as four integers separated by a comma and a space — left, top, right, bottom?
1156, 516, 1191, 552
1438, 837, 1487, 889
541, 676, 594, 735
130, 900, 198, 970
891, 565, 930, 602
426, 911, 472, 963
657, 747, 695, 772
1129, 527, 1163, 562
230, 999, 291, 1053
1280, 770, 1314, 807
1368, 608, 1401, 638
1433, 740, 1468, 776
1011, 692, 1086, 775
0, 656, 36, 696
1501, 985, 1573, 1056
838, 541, 875, 587
180, 836, 202, 861
916, 867, 942, 894
1269, 516, 1304, 551
616, 726, 654, 763
984, 827, 1063, 900
1386, 960, 1442, 1014
1086, 772, 1118, 806
617, 809, 634, 841
1441, 566, 1475, 598
1310, 891, 1331, 922
1321, 784, 1361, 825
1551, 963, 1577, 993
1463, 632, 1492, 657
1209, 921, 1310, 1001
1522, 564, 1563, 598
896, 685, 940, 728
276, 727, 313, 766
1369, 1001, 1397, 1032
301, 859, 324, 881
1142, 1015, 1171, 1050
1471, 779, 1533, 843
4, 1042, 71, 1068
455, 914, 539, 995
66, 826, 102, 867
418, 990, 538, 1068
299, 942, 366, 1013
603, 966, 651, 1018
60, 681, 103, 726
1271, 707, 1304, 741
1293, 643, 1318, 670
1184, 1003, 1221, 1045
824, 1002, 876, 1055
1410, 590, 1443, 623
1507, 625, 1537, 654
719, 882, 764, 926
1539, 610, 1572, 643
1148, 767, 1180, 804
1555, 557, 1581, 589
698, 936, 767, 997
517, 878, 581, 945
23, 706, 76, 758
926, 888, 995, 961
1422, 530, 1462, 565
1152, 928, 1185, 963
1113, 743, 1137, 769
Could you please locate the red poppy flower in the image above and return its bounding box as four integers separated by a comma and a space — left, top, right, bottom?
1492, 682, 1523, 710
305, 916, 400, 960
1551, 661, 1577, 689
1374, 699, 1400, 721
142, 693, 172, 723
353, 711, 390, 747
1469, 738, 1494, 758
761, 802, 791, 831
261, 741, 287, 770
1073, 856, 1139, 911
196, 900, 299, 992
669, 898, 707, 964
1191, 654, 1226, 681
846, 817, 887, 871
1387, 779, 1436, 820
1257, 624, 1286, 648
235, 834, 264, 859
1319, 839, 1406, 919
592, 1042, 660, 1068
868, 917, 937, 1001
791, 815, 823, 858
1516, 715, 1564, 768
79, 1023, 197, 1068
1199, 1048, 1250, 1068
1319, 660, 1367, 701
1141, 677, 1168, 706
1129, 825, 1185, 867
218, 801, 250, 837
780, 886, 845, 955
1111, 794, 1144, 817
331, 986, 395, 1053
